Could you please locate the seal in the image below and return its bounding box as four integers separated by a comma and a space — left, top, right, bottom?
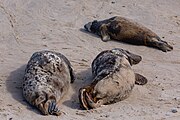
79, 48, 147, 110
84, 16, 173, 52
22, 50, 75, 116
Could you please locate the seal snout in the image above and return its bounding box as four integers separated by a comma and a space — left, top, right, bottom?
84, 22, 92, 32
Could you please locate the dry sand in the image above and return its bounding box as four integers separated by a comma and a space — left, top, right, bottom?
0, 0, 180, 120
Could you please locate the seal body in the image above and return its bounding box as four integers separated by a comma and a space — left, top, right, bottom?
79, 48, 147, 110
22, 50, 75, 115
84, 16, 173, 52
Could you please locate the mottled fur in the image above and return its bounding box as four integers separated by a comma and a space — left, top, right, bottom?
79, 48, 147, 110
84, 16, 173, 52
23, 51, 75, 115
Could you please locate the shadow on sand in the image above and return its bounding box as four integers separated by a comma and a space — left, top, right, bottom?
5, 65, 41, 115
62, 68, 93, 110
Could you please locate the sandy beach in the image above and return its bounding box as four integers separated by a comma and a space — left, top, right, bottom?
0, 0, 180, 119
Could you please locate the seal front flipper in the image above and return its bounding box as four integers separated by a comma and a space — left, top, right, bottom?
100, 24, 111, 42
59, 54, 75, 83
135, 73, 147, 85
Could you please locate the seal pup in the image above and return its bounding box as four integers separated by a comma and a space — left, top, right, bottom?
22, 50, 75, 115
84, 16, 173, 52
79, 48, 147, 110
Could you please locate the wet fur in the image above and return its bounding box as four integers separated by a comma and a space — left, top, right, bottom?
22, 51, 75, 115
84, 16, 173, 52
79, 48, 147, 109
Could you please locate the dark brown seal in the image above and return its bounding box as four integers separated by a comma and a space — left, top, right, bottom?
79, 48, 147, 110
84, 16, 173, 52
22, 50, 75, 115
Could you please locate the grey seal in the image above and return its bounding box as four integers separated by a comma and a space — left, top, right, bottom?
22, 50, 75, 115
84, 16, 173, 52
79, 48, 147, 110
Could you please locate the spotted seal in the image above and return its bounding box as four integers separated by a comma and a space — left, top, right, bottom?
79, 48, 147, 110
22, 50, 75, 115
84, 16, 173, 52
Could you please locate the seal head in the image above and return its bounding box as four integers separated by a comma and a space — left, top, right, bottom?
84, 20, 101, 35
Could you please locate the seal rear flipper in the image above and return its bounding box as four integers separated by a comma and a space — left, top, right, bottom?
147, 37, 173, 52
79, 85, 96, 110
35, 94, 61, 116
135, 73, 148, 85
156, 40, 173, 52
47, 100, 61, 116
79, 88, 89, 110
40, 99, 61, 116
85, 92, 103, 109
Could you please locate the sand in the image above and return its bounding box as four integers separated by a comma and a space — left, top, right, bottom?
0, 0, 180, 120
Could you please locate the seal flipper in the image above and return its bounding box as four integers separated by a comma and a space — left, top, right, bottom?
85, 92, 103, 109
48, 100, 61, 116
59, 54, 75, 83
135, 73, 148, 85
100, 24, 111, 42
69, 67, 75, 83
34, 94, 61, 116
155, 39, 173, 52
79, 88, 89, 110
79, 84, 99, 110
146, 37, 173, 52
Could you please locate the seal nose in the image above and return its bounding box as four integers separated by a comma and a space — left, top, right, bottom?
84, 24, 88, 30
84, 22, 92, 32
